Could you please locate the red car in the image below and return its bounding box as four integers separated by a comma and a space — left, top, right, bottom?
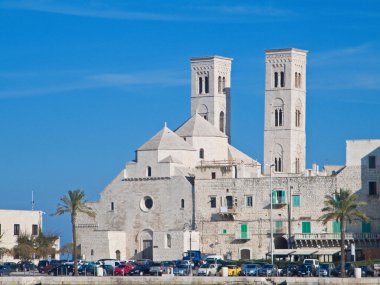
114, 263, 134, 276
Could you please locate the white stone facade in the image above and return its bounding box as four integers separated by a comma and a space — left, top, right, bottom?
0, 209, 60, 262
77, 49, 380, 262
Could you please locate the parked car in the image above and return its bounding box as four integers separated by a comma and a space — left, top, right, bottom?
298, 264, 315, 277
114, 263, 133, 276
78, 262, 98, 276
37, 260, 60, 274
149, 261, 175, 276
0, 265, 11, 276
303, 258, 320, 269
17, 261, 37, 272
3, 262, 17, 272
197, 263, 218, 276
128, 264, 151, 276
280, 263, 299, 277
173, 264, 191, 276
226, 264, 241, 276
47, 264, 75, 276
315, 263, 335, 277
258, 264, 278, 276
240, 263, 261, 276
360, 266, 374, 277
331, 262, 355, 277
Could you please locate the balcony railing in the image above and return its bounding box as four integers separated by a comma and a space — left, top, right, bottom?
220, 206, 236, 214
294, 232, 380, 240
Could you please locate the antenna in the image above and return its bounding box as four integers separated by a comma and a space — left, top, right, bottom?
32, 191, 35, 211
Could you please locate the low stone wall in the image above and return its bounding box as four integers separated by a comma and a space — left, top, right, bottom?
0, 276, 380, 285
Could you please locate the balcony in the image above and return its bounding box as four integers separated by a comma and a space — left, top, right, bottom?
293, 232, 380, 248
219, 206, 236, 214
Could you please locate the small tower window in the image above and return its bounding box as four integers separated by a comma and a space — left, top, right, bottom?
222, 77, 226, 92
275, 158, 283, 172
280, 72, 285, 87
147, 166, 152, 177
205, 76, 209, 93
295, 110, 301, 127
218, 76, 222, 93
198, 77, 203, 94
274, 72, 278, 87
91, 249, 94, 256
111, 202, 114, 211
199, 148, 204, 159
298, 73, 301, 88
166, 234, 172, 248
219, 111, 225, 132
116, 250, 121, 260
181, 199, 185, 209
279, 109, 283, 126
295, 158, 300, 173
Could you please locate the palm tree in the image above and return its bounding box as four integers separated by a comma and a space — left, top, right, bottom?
318, 189, 368, 277
54, 190, 95, 276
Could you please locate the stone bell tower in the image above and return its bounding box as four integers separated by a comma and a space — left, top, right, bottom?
263, 48, 307, 175
190, 56, 233, 143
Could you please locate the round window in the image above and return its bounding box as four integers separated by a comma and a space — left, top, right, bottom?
140, 196, 154, 212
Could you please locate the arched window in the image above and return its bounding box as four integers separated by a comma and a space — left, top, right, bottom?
198, 104, 208, 121
274, 72, 278, 87
198, 77, 203, 94
280, 71, 285, 87
295, 72, 298, 88
273, 144, 283, 172
181, 199, 184, 209
219, 111, 225, 132
295, 158, 300, 173
273, 98, 284, 127
222, 77, 226, 92
166, 234, 172, 248
147, 166, 152, 177
205, 76, 209, 93
199, 148, 204, 159
116, 250, 121, 260
298, 73, 301, 88
218, 76, 222, 93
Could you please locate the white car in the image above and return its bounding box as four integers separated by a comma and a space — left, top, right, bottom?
197, 263, 218, 276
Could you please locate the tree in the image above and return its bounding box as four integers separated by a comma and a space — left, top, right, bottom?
54, 190, 95, 276
12, 232, 58, 261
318, 189, 368, 277
0, 232, 10, 262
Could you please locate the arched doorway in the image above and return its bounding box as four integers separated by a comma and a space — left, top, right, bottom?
274, 236, 288, 249
115, 250, 121, 260
240, 249, 251, 260
139, 229, 153, 260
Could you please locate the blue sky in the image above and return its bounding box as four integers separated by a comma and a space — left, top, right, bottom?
1, 0, 380, 245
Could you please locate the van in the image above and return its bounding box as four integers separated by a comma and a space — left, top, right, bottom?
303, 259, 319, 269
97, 259, 120, 269
205, 255, 224, 263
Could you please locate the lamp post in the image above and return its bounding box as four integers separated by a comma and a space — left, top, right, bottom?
184, 222, 197, 276
269, 164, 275, 265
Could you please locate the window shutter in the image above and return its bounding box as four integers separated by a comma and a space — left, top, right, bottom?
241, 224, 248, 239
332, 221, 340, 233
302, 221, 311, 234
272, 191, 277, 204
362, 222, 371, 233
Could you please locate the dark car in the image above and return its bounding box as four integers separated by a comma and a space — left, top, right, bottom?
331, 262, 355, 277
101, 264, 115, 276
298, 264, 315, 277
0, 265, 11, 276
37, 259, 60, 274
78, 263, 98, 276
281, 263, 299, 277
3, 262, 17, 272
129, 264, 151, 276
47, 264, 75, 276
240, 263, 261, 276
17, 261, 37, 272
315, 263, 335, 277
173, 264, 191, 276
360, 266, 374, 277
258, 264, 278, 276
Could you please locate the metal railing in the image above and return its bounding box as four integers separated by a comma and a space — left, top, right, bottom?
294, 232, 380, 240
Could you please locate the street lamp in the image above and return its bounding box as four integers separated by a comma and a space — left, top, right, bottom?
184, 222, 197, 276
267, 163, 275, 265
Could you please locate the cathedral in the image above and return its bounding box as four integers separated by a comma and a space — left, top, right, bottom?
77, 48, 380, 262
